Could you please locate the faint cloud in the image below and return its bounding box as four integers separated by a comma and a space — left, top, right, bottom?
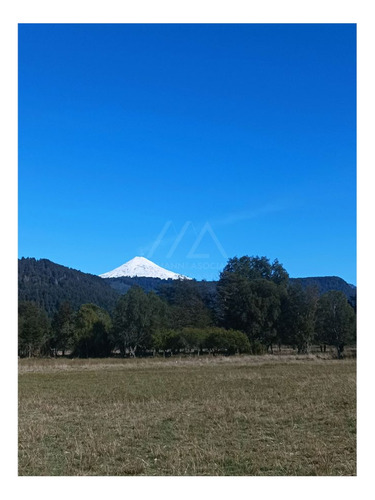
138, 204, 288, 262
214, 204, 286, 226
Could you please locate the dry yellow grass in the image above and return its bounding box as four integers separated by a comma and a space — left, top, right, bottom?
18, 355, 356, 476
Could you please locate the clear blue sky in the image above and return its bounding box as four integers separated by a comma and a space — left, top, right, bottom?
18, 24, 356, 283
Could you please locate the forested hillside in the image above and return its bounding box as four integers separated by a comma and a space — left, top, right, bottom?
18, 258, 356, 318
106, 274, 356, 302
104, 275, 169, 294
290, 276, 356, 301
18, 258, 120, 316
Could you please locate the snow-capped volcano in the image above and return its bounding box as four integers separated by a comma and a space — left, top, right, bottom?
99, 256, 192, 280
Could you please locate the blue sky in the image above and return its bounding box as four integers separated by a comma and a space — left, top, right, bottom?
18, 24, 356, 283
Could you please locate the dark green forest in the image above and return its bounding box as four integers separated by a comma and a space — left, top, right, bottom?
18, 256, 356, 359
18, 257, 120, 315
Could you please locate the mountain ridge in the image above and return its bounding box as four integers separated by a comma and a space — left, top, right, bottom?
18, 257, 356, 317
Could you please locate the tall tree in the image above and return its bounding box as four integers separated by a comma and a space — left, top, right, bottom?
73, 304, 112, 357
217, 271, 253, 331
112, 287, 169, 356
51, 301, 75, 356
247, 279, 282, 351
159, 279, 212, 328
315, 291, 356, 358
18, 301, 50, 357
220, 255, 289, 285
278, 284, 319, 353
217, 256, 287, 349
147, 291, 171, 333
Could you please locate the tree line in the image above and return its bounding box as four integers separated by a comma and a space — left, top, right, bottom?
18, 256, 356, 359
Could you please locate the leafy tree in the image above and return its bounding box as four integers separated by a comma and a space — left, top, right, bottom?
152, 327, 250, 355
73, 304, 112, 357
51, 301, 75, 356
315, 291, 356, 358
147, 291, 171, 333
90, 319, 113, 357
217, 271, 253, 331
160, 280, 212, 328
204, 328, 250, 354
112, 287, 169, 356
278, 284, 319, 353
246, 279, 281, 351
217, 261, 282, 350
151, 329, 183, 353
220, 256, 289, 286
270, 259, 290, 286
178, 327, 208, 353
18, 301, 50, 357
159, 279, 212, 328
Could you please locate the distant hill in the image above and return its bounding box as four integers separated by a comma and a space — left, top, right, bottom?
104, 275, 217, 301
18, 258, 120, 316
105, 275, 356, 300
289, 276, 356, 301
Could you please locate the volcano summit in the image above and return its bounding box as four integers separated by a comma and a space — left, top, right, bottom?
99, 256, 191, 280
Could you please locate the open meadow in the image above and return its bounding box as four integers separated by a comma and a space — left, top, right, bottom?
18, 355, 356, 476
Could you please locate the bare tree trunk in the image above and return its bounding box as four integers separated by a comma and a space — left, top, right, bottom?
129, 346, 137, 358
336, 345, 341, 359
336, 343, 344, 359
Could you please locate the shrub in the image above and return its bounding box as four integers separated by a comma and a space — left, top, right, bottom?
250, 340, 266, 355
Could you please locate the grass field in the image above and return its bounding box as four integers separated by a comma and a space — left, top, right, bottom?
18, 355, 356, 476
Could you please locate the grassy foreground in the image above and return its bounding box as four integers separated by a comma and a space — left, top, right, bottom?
18, 355, 356, 476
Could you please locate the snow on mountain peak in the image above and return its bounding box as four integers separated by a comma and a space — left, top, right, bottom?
99, 256, 192, 280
